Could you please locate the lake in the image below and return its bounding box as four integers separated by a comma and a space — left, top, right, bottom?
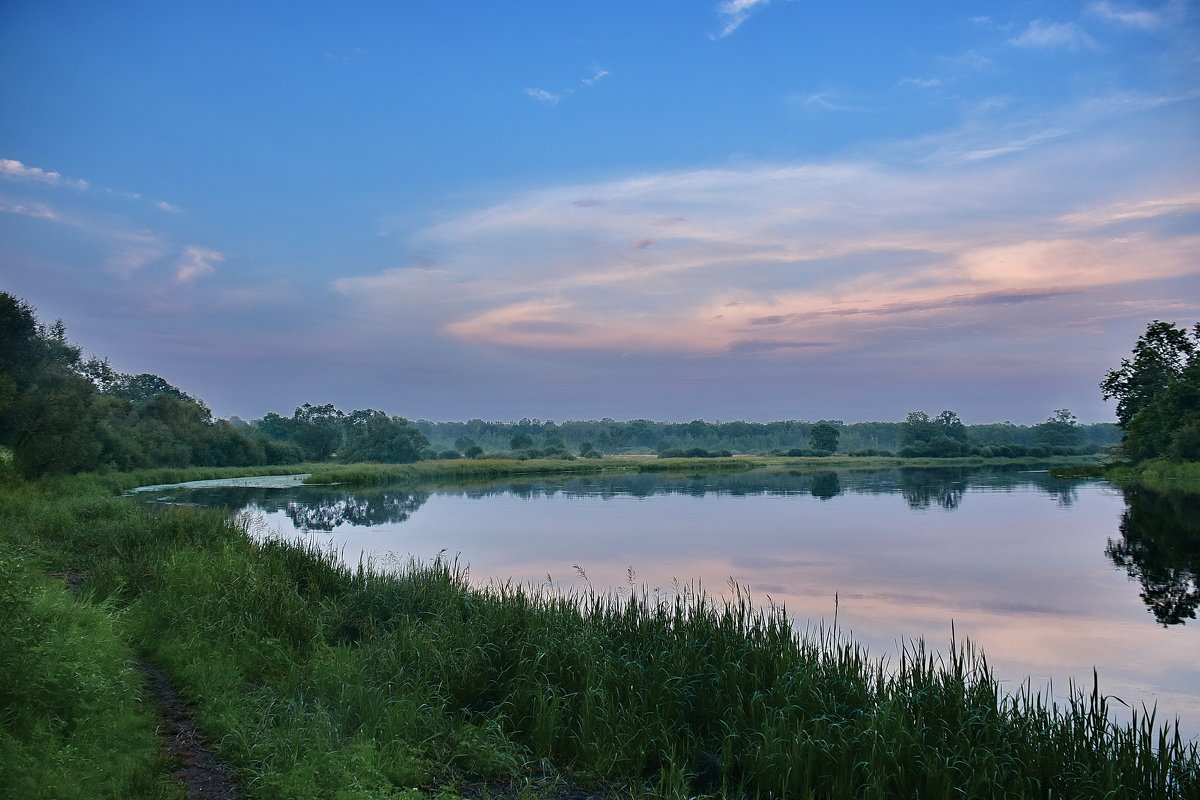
137, 464, 1200, 740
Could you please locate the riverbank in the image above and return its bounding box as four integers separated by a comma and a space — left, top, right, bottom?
1051, 460, 1200, 493
303, 453, 1103, 489
3, 461, 1195, 799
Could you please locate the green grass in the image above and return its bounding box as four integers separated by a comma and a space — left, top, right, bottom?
2, 470, 1197, 799
0, 552, 178, 799
1051, 460, 1200, 493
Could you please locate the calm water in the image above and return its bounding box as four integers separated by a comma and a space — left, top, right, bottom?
141, 465, 1200, 739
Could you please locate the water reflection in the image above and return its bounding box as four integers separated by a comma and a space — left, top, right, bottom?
809, 472, 841, 500
426, 465, 1082, 507
282, 491, 429, 531
1107, 488, 1200, 626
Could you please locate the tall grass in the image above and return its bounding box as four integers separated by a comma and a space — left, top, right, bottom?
0, 553, 176, 799
4, 471, 1197, 799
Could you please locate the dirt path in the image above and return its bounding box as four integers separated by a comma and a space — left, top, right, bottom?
137, 660, 244, 799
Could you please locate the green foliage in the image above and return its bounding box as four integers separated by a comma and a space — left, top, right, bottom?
338, 410, 429, 464
808, 421, 841, 453
1103, 321, 1200, 461
0, 554, 175, 799
898, 410, 971, 457
0, 291, 299, 477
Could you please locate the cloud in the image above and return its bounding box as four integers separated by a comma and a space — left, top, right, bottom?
791, 92, 860, 112
176, 246, 224, 283
0, 199, 59, 220
523, 87, 561, 105
524, 66, 611, 106
0, 158, 88, 190
1009, 20, 1099, 50
1088, 1, 1168, 29
715, 0, 772, 37
104, 230, 168, 278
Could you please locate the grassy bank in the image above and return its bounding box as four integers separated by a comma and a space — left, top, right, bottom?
305, 453, 1103, 489
1051, 460, 1200, 493
2, 468, 1197, 798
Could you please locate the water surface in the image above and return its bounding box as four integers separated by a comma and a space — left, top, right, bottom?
140, 465, 1200, 739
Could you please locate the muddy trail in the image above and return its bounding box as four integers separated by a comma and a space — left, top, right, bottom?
137, 660, 244, 800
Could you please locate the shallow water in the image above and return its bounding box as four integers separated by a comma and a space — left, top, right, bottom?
138, 465, 1200, 740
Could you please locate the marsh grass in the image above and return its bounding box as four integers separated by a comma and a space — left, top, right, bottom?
4, 469, 1197, 799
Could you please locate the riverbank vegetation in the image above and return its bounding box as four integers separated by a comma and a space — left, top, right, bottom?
1052, 320, 1200, 492
2, 469, 1197, 799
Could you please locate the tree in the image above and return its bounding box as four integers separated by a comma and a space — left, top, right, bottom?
808, 422, 840, 453
1102, 321, 1200, 461
1033, 409, 1081, 447
291, 403, 345, 460
898, 410, 970, 458
338, 412, 429, 464
0, 293, 100, 475
1102, 321, 1199, 426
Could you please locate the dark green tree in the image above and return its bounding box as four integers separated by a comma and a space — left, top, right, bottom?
808, 422, 841, 453
339, 411, 429, 463
291, 403, 345, 460
898, 410, 970, 457
1102, 321, 1200, 461
1033, 409, 1081, 447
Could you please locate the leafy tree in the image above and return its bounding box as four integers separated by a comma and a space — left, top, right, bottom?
1102, 321, 1200, 461
1102, 321, 1199, 427
898, 410, 970, 457
0, 293, 99, 474
1033, 409, 1081, 447
291, 403, 345, 460
338, 411, 429, 463
808, 422, 841, 453
510, 433, 534, 450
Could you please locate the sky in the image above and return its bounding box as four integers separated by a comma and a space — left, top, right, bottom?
1, 0, 1198, 425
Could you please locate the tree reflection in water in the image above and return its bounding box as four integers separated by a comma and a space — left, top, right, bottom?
1106, 487, 1200, 626
284, 490, 429, 531
809, 472, 841, 500
899, 469, 966, 510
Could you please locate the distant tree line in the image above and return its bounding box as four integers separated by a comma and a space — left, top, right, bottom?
413, 413, 1118, 460
1, 290, 1127, 478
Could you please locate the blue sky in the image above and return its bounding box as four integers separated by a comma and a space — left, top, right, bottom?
2, 0, 1197, 424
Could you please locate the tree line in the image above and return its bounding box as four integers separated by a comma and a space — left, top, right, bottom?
11, 291, 1183, 480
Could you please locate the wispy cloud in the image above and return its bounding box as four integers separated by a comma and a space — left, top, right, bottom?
898, 77, 945, 89
523, 87, 561, 105
337, 97, 1198, 362
582, 66, 611, 86
715, 0, 772, 38
0, 199, 59, 220
176, 246, 224, 283
1088, 1, 1168, 29
1009, 19, 1099, 50
791, 91, 861, 112
523, 66, 612, 105
0, 158, 88, 190
2, 156, 181, 212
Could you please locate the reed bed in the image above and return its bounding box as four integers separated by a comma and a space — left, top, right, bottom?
3, 473, 1197, 799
